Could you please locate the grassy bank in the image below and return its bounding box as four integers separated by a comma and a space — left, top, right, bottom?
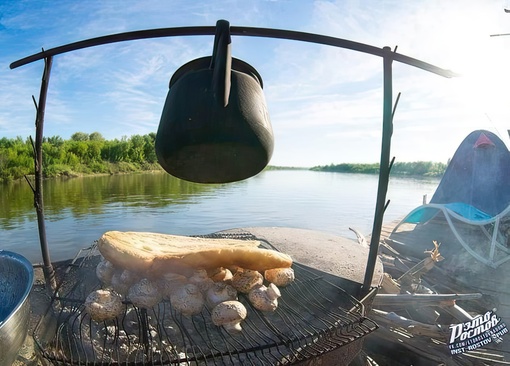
310, 161, 447, 177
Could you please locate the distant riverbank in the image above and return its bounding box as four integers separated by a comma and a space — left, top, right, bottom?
0, 132, 446, 183
3, 162, 445, 185
309, 162, 446, 177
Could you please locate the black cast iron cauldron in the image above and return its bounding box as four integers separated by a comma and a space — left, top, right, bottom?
155, 20, 274, 184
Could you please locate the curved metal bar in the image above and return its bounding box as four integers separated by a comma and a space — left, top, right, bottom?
10, 26, 215, 69
10, 25, 456, 78
232, 26, 456, 78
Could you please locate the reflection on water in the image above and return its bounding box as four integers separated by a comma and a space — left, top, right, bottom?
0, 170, 439, 263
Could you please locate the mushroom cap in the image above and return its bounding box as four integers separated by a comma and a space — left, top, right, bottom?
96, 257, 117, 285
248, 284, 279, 312
156, 272, 188, 298
128, 278, 162, 308
211, 300, 247, 332
264, 267, 295, 287
231, 269, 263, 293
206, 282, 238, 308
111, 269, 139, 295
188, 269, 215, 292
208, 267, 233, 282
170, 283, 205, 316
266, 283, 281, 300
85, 289, 124, 322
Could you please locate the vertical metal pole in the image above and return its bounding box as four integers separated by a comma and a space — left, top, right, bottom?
34, 56, 56, 292
362, 47, 393, 294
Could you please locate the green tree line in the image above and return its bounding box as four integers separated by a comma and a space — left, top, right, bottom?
310, 161, 447, 177
0, 132, 161, 182
0, 131, 447, 183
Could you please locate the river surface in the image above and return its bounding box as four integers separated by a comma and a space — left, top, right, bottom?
0, 170, 439, 263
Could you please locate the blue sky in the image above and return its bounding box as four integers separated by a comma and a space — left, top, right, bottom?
1, 0, 510, 167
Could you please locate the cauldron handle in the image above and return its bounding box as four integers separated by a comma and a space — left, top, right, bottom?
210, 19, 232, 107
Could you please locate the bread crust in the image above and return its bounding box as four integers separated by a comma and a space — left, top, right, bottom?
98, 231, 292, 277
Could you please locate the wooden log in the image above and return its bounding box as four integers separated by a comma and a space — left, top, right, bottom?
378, 254, 396, 268
398, 257, 436, 284
373, 293, 483, 307
440, 303, 475, 322
379, 273, 401, 294
378, 240, 404, 257
370, 309, 448, 340
364, 317, 465, 365
349, 227, 369, 249
366, 309, 507, 366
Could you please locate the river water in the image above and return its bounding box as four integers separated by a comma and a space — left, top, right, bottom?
0, 170, 439, 263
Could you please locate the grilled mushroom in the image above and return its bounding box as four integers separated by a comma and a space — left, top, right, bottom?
170, 283, 205, 316
248, 283, 281, 312
127, 278, 162, 308
206, 282, 238, 308
85, 289, 124, 322
111, 269, 139, 296
264, 267, 295, 287
188, 269, 215, 292
208, 267, 233, 282
211, 300, 247, 333
156, 272, 188, 298
96, 257, 117, 286
231, 269, 263, 293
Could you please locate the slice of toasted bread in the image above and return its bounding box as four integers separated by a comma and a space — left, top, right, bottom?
98, 231, 292, 277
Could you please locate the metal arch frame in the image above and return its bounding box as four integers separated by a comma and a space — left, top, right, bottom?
10, 22, 455, 296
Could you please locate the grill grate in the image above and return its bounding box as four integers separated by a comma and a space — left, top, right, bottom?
34, 233, 377, 365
